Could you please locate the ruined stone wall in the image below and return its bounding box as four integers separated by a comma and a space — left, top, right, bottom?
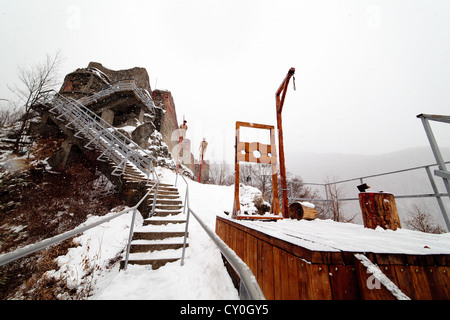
151, 90, 179, 152
59, 68, 109, 100
88, 62, 152, 93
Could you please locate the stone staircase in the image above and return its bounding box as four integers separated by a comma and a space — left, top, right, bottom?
120, 169, 189, 270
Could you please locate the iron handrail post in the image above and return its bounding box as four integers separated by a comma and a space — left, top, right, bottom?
123, 208, 138, 271
149, 181, 159, 218
418, 114, 450, 197
123, 183, 158, 270
180, 174, 190, 266
425, 165, 450, 231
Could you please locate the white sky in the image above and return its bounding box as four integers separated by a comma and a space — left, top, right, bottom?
1, 0, 449, 168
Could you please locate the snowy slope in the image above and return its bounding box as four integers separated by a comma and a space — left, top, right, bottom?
44, 167, 450, 300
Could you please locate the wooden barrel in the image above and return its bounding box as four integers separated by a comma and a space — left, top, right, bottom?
288, 202, 318, 220
358, 192, 401, 230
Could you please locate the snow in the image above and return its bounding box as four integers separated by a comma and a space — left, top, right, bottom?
43, 167, 240, 300
41, 167, 450, 300
229, 217, 450, 255
354, 253, 410, 300
298, 201, 315, 208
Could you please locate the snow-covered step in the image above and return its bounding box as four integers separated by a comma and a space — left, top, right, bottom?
149, 189, 179, 195
131, 236, 187, 245
136, 223, 186, 232
155, 199, 182, 205
149, 193, 180, 200
129, 237, 188, 253
155, 204, 184, 211
126, 248, 183, 261
121, 248, 184, 269
153, 208, 183, 215
120, 179, 188, 270
144, 217, 187, 225
132, 231, 187, 241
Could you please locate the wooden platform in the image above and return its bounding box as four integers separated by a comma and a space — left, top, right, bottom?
215, 216, 450, 300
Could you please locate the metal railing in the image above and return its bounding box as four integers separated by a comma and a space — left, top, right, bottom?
123, 181, 159, 270
291, 113, 450, 231
0, 190, 154, 267
290, 161, 450, 231
77, 79, 155, 113
176, 171, 265, 300
46, 91, 157, 180
417, 114, 450, 198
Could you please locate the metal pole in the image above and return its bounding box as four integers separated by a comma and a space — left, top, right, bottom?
123, 208, 138, 271
425, 166, 450, 231
324, 184, 331, 219
420, 117, 450, 197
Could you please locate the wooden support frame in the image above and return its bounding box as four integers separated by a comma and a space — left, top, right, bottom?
233, 121, 282, 220
276, 68, 295, 218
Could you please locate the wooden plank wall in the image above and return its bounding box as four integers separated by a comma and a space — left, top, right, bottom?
215, 216, 450, 300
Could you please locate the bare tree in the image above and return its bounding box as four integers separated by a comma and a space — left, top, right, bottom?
406, 204, 445, 234
0, 101, 22, 127
8, 50, 63, 154
209, 161, 233, 185
238, 163, 256, 187
325, 176, 346, 221
287, 173, 316, 200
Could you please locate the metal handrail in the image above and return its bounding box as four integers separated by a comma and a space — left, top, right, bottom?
77, 79, 155, 114
177, 172, 265, 300
123, 181, 159, 270
290, 160, 450, 231
0, 190, 153, 267
47, 91, 157, 180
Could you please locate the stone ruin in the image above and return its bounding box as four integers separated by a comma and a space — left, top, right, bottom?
33, 62, 209, 183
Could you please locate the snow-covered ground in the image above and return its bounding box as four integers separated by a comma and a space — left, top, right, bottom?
45, 167, 240, 300
43, 167, 450, 300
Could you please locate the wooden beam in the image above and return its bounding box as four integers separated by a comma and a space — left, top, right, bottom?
276, 68, 295, 218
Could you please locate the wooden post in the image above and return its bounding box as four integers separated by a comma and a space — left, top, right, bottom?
359, 192, 401, 231
276, 68, 295, 218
